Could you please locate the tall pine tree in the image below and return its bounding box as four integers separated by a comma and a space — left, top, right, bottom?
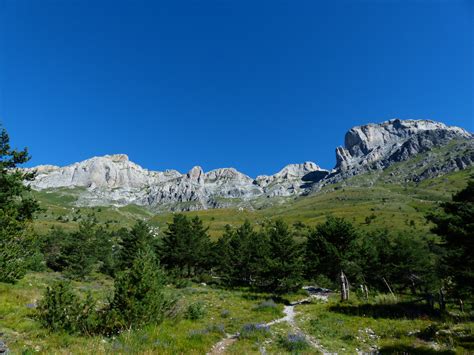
161, 214, 211, 277
0, 126, 39, 283
261, 220, 303, 294
116, 220, 156, 272
428, 180, 474, 298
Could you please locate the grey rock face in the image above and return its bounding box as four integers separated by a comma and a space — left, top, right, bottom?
329, 119, 473, 183
27, 155, 324, 210
26, 119, 472, 210
255, 162, 327, 197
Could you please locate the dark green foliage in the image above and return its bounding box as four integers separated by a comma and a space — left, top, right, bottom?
161, 214, 211, 277
185, 301, 206, 320
0, 126, 40, 283
105, 248, 168, 332
62, 217, 101, 279
277, 333, 309, 353
42, 216, 116, 280
42, 228, 71, 271
116, 220, 156, 272
38, 235, 170, 335
260, 219, 303, 294
344, 230, 438, 292
214, 219, 303, 294
305, 216, 359, 283
428, 179, 474, 298
37, 281, 100, 335
214, 221, 267, 286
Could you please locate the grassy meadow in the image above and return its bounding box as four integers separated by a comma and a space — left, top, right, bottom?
2, 272, 473, 354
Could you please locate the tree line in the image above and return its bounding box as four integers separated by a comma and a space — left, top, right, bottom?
34, 181, 474, 300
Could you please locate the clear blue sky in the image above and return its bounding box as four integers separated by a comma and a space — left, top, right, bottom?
1, 0, 472, 177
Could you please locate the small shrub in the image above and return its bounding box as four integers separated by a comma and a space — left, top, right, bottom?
239, 323, 270, 340
185, 302, 206, 320
188, 324, 225, 339
278, 333, 309, 352
37, 281, 100, 334
37, 281, 80, 333
104, 249, 169, 334
254, 299, 277, 311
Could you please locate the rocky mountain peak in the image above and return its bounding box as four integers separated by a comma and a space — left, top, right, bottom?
187, 166, 204, 181
335, 119, 472, 171
275, 162, 322, 179
104, 154, 129, 162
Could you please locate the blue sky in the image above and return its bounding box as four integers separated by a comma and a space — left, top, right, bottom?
1, 0, 472, 177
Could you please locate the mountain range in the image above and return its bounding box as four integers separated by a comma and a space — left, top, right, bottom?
26, 119, 473, 211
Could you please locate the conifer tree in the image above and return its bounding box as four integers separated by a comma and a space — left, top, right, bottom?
116, 220, 156, 272
161, 214, 211, 277
428, 180, 474, 298
305, 216, 358, 282
189, 215, 211, 275
261, 220, 303, 294
107, 248, 167, 331
0, 126, 39, 283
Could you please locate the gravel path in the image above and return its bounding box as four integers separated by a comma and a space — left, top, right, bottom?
208, 292, 329, 355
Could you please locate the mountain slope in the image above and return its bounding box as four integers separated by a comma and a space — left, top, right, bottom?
26, 118, 472, 212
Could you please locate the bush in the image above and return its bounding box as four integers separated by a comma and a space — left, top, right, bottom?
254, 299, 277, 311
185, 302, 206, 320
239, 323, 270, 340
188, 324, 225, 339
37, 281, 99, 334
105, 249, 169, 333
278, 333, 309, 352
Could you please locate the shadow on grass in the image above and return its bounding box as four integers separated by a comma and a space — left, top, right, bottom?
379, 345, 455, 355
240, 293, 291, 305
329, 302, 442, 320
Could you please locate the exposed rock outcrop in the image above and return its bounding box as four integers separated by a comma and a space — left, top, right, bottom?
27, 155, 325, 210
328, 119, 472, 183
26, 119, 472, 211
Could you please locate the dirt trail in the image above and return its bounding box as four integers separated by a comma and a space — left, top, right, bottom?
208, 292, 329, 355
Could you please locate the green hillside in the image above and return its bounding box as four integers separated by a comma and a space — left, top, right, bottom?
31, 157, 474, 238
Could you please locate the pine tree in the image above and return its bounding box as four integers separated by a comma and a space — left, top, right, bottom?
261, 220, 303, 294
214, 221, 268, 287
428, 179, 474, 298
344, 229, 436, 292
213, 224, 234, 282
116, 220, 155, 272
161, 214, 211, 277
62, 217, 100, 280
0, 126, 40, 283
305, 216, 359, 283
42, 227, 72, 272
189, 216, 211, 275
107, 248, 167, 331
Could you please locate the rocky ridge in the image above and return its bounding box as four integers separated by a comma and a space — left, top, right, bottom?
325, 119, 473, 184
26, 119, 473, 210
27, 155, 326, 210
